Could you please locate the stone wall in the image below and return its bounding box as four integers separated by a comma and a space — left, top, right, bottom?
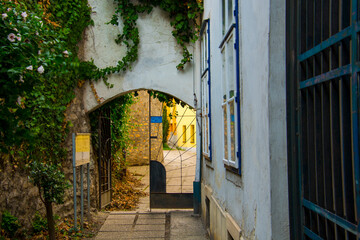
0, 86, 99, 229
127, 90, 163, 166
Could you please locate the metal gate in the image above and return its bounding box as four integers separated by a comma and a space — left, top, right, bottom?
149, 96, 196, 209
287, 0, 360, 239
98, 107, 112, 208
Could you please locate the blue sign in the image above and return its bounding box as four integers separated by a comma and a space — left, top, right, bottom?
151, 116, 162, 123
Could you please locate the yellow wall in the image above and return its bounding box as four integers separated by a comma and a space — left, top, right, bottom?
167, 103, 196, 149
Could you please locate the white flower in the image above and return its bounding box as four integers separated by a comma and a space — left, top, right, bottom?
63, 50, 69, 57
17, 96, 22, 106
7, 8, 11, 12
2, 13, 8, 20
21, 12, 27, 18
7, 33, 15, 42
37, 65, 44, 74
19, 75, 24, 83
16, 34, 21, 41
38, 50, 41, 55
26, 65, 33, 71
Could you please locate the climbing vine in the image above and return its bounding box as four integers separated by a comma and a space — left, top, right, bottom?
97, 0, 203, 86
0, 0, 201, 236
0, 0, 97, 167
89, 93, 136, 180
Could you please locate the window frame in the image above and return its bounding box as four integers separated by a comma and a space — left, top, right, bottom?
220, 0, 241, 174
200, 19, 212, 160
182, 125, 187, 143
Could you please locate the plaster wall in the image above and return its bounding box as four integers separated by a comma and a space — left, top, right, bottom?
198, 0, 288, 239
80, 0, 195, 113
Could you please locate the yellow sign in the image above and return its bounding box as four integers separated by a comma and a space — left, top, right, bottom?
75, 134, 91, 166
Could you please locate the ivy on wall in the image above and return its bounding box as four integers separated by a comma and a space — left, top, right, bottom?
97, 0, 203, 86
0, 0, 201, 184
0, 0, 91, 167
89, 93, 136, 180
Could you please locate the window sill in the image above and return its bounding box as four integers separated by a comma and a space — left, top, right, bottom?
224, 165, 242, 187
204, 155, 213, 169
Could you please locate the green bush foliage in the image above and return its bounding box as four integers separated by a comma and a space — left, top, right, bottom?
1, 210, 21, 237
29, 161, 70, 204
90, 93, 135, 180
31, 212, 47, 233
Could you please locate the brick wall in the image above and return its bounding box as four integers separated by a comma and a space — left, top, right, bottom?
127, 91, 163, 166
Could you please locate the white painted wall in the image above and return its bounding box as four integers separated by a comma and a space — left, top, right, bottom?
198, 0, 289, 239
81, 0, 195, 112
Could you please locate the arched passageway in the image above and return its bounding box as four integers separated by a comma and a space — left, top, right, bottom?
90, 89, 199, 210
79, 1, 200, 210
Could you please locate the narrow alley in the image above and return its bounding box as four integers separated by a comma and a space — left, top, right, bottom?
95, 150, 207, 240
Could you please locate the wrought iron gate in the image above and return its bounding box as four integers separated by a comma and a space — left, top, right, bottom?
98, 107, 112, 208
287, 0, 360, 239
149, 97, 196, 209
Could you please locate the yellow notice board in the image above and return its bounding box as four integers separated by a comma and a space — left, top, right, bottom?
75, 133, 91, 166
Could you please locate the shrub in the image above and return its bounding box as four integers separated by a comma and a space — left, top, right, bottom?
32, 212, 47, 233
1, 211, 21, 237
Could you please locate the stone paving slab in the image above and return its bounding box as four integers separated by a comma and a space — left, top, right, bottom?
138, 213, 165, 219
95, 211, 208, 239
137, 218, 165, 225
95, 231, 165, 240
133, 224, 165, 231
99, 224, 132, 232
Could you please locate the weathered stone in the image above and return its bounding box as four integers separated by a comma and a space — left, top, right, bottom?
126, 91, 163, 166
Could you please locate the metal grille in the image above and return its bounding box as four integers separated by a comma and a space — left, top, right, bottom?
98, 107, 112, 206
294, 0, 360, 239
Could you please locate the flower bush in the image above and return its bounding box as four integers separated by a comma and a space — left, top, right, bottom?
0, 1, 87, 165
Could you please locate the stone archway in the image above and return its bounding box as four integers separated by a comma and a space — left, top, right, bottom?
75, 0, 200, 211
79, 1, 196, 113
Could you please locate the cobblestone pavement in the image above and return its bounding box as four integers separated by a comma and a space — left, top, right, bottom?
95, 211, 208, 240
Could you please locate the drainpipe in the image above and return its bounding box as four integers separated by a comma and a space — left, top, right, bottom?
193, 43, 202, 215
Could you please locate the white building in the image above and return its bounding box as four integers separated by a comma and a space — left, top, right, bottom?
196, 0, 360, 240
194, 0, 288, 239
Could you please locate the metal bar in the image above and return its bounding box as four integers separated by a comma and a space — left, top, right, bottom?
72, 133, 77, 230
300, 64, 351, 89
301, 88, 310, 232
303, 199, 358, 235
235, 0, 241, 174
80, 165, 84, 229
166, 176, 195, 179
149, 93, 151, 162
297, 1, 305, 239
304, 227, 324, 240
219, 24, 236, 49
350, 0, 360, 233
98, 111, 102, 209
321, 83, 336, 238
166, 165, 196, 173
164, 142, 197, 167
299, 27, 352, 62
308, 87, 318, 234
330, 79, 346, 239
161, 106, 189, 160
87, 163, 90, 216
163, 117, 196, 160
314, 85, 326, 237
